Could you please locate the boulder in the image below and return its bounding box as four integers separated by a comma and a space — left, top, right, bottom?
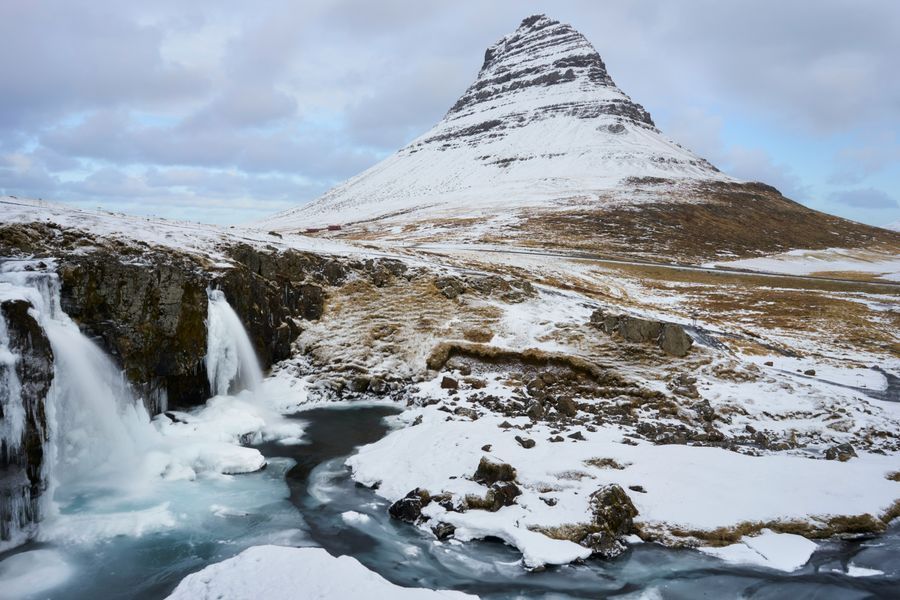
580, 484, 639, 559
555, 397, 578, 417
525, 400, 544, 420
349, 376, 370, 393
431, 522, 456, 540
692, 399, 716, 422
618, 316, 663, 344
440, 376, 459, 390
515, 435, 536, 449
434, 276, 466, 299
388, 488, 430, 523
473, 457, 516, 485
590, 308, 692, 357
825, 443, 857, 462
453, 407, 479, 420
659, 323, 693, 357
466, 481, 522, 512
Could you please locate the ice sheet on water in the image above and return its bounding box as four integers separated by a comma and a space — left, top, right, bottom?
0, 549, 73, 599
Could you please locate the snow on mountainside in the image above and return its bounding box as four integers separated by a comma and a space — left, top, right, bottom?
261, 15, 732, 231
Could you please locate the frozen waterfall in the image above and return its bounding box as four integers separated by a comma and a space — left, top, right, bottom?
205, 289, 263, 397
0, 261, 159, 546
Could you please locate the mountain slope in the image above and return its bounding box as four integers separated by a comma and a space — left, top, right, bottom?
260, 15, 899, 262
262, 15, 727, 227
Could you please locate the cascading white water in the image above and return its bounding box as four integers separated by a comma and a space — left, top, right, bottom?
205, 289, 263, 397
0, 261, 284, 570
0, 261, 160, 539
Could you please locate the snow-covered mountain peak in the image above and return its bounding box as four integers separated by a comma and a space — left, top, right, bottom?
261, 15, 732, 231
446, 14, 652, 127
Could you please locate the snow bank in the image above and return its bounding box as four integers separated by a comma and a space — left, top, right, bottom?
348, 377, 899, 568
166, 545, 476, 600
700, 530, 817, 572
709, 247, 900, 282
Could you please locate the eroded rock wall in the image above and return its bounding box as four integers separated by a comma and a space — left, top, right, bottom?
0, 299, 53, 544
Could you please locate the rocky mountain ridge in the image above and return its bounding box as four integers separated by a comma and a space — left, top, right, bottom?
261, 14, 728, 232
258, 15, 898, 267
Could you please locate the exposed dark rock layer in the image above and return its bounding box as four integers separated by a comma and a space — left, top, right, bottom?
446, 15, 654, 129
590, 308, 693, 357
0, 299, 54, 544
0, 223, 394, 409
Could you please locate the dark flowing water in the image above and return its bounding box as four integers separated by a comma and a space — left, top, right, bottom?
263, 406, 900, 599
2, 404, 899, 599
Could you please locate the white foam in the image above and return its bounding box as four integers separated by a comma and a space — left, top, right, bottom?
0, 549, 73, 599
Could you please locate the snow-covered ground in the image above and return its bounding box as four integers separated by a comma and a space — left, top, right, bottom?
347, 371, 900, 569
709, 247, 900, 282
0, 196, 362, 262
165, 545, 475, 599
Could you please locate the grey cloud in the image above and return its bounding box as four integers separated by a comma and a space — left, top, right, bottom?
1, 0, 898, 225
829, 188, 898, 209
0, 0, 209, 131
40, 110, 378, 180
829, 132, 900, 184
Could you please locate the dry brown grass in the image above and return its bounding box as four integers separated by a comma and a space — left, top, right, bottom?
584, 457, 628, 470
425, 341, 626, 385
648, 510, 896, 547
514, 181, 900, 263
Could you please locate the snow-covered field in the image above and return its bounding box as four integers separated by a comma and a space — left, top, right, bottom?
0, 196, 361, 262
348, 370, 900, 570
709, 247, 900, 282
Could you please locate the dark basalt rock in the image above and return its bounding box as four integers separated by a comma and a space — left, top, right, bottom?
0, 234, 337, 411
0, 299, 54, 544
434, 276, 466, 299
473, 456, 516, 485
825, 443, 857, 462
389, 488, 431, 523
432, 522, 456, 540
515, 435, 536, 449
444, 15, 654, 133
659, 323, 693, 358
580, 484, 639, 559
466, 481, 522, 512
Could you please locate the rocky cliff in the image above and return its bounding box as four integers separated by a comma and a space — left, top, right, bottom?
0, 223, 333, 409
0, 298, 53, 545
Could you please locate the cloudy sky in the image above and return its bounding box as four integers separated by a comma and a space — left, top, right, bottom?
1, 0, 898, 226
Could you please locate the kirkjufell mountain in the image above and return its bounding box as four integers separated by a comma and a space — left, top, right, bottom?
2, 9, 900, 598
262, 14, 894, 261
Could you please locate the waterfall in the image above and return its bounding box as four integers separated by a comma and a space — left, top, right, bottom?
205, 289, 263, 397
0, 261, 159, 545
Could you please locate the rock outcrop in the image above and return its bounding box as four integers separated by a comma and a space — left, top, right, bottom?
580, 484, 638, 558
0, 299, 54, 545
0, 224, 333, 409
590, 309, 693, 357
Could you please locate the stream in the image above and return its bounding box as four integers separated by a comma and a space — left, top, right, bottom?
1, 404, 899, 599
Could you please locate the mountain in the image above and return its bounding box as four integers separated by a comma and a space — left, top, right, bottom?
261, 15, 898, 262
